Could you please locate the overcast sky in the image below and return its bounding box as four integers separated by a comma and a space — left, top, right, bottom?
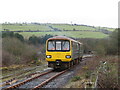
0, 0, 119, 28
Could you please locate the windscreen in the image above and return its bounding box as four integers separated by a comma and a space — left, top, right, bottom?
48, 41, 55, 50
56, 41, 62, 50
48, 40, 70, 51
62, 41, 69, 50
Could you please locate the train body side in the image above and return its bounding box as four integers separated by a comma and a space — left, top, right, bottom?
71, 41, 83, 60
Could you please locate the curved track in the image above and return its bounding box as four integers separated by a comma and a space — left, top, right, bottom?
4, 69, 67, 89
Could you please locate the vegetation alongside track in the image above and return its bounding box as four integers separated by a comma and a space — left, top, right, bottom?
1, 23, 119, 89
63, 28, 119, 89
64, 56, 118, 88
1, 28, 118, 67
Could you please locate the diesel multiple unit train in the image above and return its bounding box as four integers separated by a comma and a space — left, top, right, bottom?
46, 36, 83, 69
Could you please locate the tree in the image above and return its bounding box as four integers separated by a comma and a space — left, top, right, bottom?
14, 33, 24, 42
107, 29, 118, 55
28, 34, 53, 45
2, 31, 24, 42
2, 31, 14, 38
28, 35, 38, 45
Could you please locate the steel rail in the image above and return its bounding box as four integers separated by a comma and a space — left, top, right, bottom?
0, 72, 39, 88
5, 70, 53, 89
33, 69, 67, 89
1, 67, 36, 80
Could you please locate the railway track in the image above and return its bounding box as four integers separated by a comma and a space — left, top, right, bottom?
1, 65, 47, 80
1, 66, 37, 80
1, 65, 49, 87
2, 55, 93, 89
1, 72, 41, 87
4, 69, 67, 89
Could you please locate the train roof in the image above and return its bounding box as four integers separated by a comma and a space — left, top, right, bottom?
47, 36, 82, 44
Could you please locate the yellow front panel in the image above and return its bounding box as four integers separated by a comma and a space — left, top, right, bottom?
46, 51, 72, 62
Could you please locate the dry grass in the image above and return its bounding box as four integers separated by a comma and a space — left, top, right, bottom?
97, 56, 118, 88
64, 56, 118, 89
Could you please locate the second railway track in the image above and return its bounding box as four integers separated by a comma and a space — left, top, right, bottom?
5, 69, 67, 89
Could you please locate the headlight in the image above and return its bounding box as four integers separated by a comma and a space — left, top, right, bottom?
66, 55, 71, 58
46, 55, 52, 58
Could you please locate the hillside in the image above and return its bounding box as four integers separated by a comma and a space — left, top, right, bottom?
1, 23, 115, 39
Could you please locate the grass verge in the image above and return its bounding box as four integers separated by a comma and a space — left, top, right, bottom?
64, 56, 118, 88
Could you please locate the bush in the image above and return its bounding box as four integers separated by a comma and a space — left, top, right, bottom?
28, 34, 53, 45
85, 71, 92, 79
2, 50, 15, 66
71, 76, 81, 82
2, 37, 39, 66
2, 31, 24, 42
78, 29, 118, 56
98, 59, 118, 88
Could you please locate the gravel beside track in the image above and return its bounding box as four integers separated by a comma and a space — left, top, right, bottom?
2, 55, 93, 89
18, 72, 57, 89
43, 57, 93, 88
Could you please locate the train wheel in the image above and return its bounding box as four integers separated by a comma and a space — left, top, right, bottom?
75, 59, 77, 64
76, 59, 78, 64
67, 62, 71, 69
80, 57, 82, 61
78, 58, 80, 64
72, 61, 74, 66
70, 61, 72, 67
53, 66, 57, 70
65, 63, 68, 69
73, 60, 76, 65
70, 61, 74, 67
78, 58, 80, 63
77, 59, 79, 64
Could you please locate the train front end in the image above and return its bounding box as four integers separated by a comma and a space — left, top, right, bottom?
46, 38, 72, 69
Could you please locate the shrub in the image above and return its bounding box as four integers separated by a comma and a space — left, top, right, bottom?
98, 61, 118, 88
2, 31, 24, 42
28, 34, 53, 45
71, 76, 81, 82
85, 71, 92, 79
2, 50, 15, 66
2, 37, 39, 66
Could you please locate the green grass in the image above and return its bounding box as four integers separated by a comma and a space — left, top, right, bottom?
96, 27, 115, 31
2, 24, 52, 31
1, 23, 114, 39
107, 28, 115, 31
51, 24, 96, 31
71, 76, 81, 82
1, 24, 115, 31
19, 31, 108, 39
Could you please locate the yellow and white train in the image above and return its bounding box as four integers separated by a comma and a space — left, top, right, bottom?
46, 36, 83, 69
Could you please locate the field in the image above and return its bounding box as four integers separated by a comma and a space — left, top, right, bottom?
51, 24, 96, 31
1, 24, 52, 31
1, 23, 115, 39
1, 23, 115, 31
19, 31, 108, 39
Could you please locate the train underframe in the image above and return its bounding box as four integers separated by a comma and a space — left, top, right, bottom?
48, 57, 82, 69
